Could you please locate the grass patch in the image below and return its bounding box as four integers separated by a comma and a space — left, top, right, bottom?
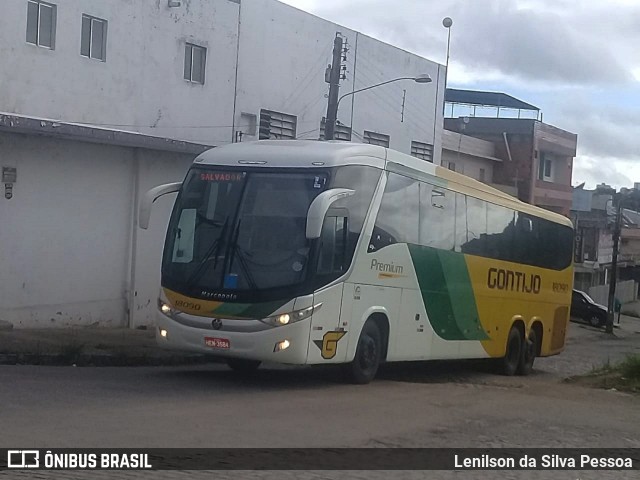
619, 355, 640, 382
569, 354, 640, 393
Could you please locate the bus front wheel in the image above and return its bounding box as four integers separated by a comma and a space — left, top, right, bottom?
345, 321, 382, 384
226, 358, 261, 373
501, 327, 522, 376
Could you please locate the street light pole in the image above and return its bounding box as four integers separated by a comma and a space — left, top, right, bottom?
442, 17, 453, 115
325, 74, 432, 140
442, 17, 453, 90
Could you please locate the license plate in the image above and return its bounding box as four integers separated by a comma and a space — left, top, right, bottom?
204, 337, 230, 349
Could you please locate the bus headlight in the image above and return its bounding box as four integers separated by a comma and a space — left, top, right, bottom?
261, 303, 322, 327
158, 298, 173, 316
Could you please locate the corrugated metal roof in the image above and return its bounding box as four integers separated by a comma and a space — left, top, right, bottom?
445, 89, 539, 111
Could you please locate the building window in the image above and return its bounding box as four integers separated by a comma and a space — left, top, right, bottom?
410, 141, 434, 162
363, 131, 390, 148
81, 15, 107, 61
539, 152, 554, 181
320, 118, 352, 141
26, 1, 56, 49
259, 109, 297, 139
184, 43, 206, 84
448, 162, 456, 172
479, 168, 486, 182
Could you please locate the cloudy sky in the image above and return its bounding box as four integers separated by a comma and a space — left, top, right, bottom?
281, 0, 640, 189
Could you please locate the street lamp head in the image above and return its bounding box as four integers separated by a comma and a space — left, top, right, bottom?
413, 73, 432, 84
442, 17, 453, 28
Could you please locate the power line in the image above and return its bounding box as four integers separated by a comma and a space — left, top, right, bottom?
282, 42, 334, 110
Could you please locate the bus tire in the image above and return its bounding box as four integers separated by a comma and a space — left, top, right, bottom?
517, 328, 537, 376
345, 321, 381, 384
501, 326, 522, 376
226, 358, 261, 373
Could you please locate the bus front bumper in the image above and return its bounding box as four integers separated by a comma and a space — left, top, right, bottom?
155, 312, 311, 364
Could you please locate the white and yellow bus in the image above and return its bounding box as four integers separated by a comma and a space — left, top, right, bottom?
140, 140, 573, 383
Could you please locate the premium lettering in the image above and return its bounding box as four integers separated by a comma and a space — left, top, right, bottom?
487, 268, 541, 294
370, 259, 403, 274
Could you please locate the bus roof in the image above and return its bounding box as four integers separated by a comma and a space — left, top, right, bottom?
195, 140, 573, 228
195, 140, 387, 169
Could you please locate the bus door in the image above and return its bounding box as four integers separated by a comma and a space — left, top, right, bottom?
307, 209, 351, 364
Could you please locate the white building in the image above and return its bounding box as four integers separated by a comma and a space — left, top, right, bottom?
0, 0, 445, 328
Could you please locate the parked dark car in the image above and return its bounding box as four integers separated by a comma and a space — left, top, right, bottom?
570, 289, 607, 327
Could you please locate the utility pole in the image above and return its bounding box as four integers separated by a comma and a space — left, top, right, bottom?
606, 195, 622, 334
324, 34, 344, 141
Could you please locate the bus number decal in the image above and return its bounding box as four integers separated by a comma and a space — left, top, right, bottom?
552, 282, 569, 293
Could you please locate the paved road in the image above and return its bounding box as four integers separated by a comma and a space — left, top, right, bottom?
1, 319, 639, 479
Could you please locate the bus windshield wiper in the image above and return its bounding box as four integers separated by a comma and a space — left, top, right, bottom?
225, 220, 258, 290
185, 216, 229, 290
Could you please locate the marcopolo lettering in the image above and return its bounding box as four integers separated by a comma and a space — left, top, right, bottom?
370, 259, 404, 274
487, 267, 541, 294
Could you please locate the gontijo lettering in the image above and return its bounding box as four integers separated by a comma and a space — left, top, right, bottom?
487, 267, 541, 294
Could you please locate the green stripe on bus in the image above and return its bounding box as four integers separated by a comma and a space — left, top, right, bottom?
212, 300, 287, 319
438, 250, 489, 340
408, 245, 488, 341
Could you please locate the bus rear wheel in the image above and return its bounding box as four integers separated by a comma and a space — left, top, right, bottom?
501, 326, 522, 376
517, 328, 537, 376
345, 321, 381, 384
226, 358, 261, 373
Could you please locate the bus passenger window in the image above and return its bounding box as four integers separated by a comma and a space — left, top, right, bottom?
419, 183, 454, 250
369, 173, 419, 251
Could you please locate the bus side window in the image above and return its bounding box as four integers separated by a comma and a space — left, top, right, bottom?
368, 173, 419, 252
486, 203, 515, 261
419, 183, 454, 250
460, 196, 487, 256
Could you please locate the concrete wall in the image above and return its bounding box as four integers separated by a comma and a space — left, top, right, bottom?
0, 0, 240, 145
441, 149, 496, 181
1, 0, 444, 158
441, 129, 499, 181
0, 0, 445, 328
0, 131, 193, 328
234, 0, 444, 160
130, 152, 193, 327
588, 280, 637, 305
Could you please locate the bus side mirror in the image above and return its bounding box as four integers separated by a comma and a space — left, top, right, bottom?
306, 188, 355, 239
139, 182, 182, 229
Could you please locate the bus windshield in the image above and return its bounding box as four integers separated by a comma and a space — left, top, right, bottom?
162, 168, 329, 299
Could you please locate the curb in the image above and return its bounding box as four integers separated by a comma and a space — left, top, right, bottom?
0, 352, 222, 367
